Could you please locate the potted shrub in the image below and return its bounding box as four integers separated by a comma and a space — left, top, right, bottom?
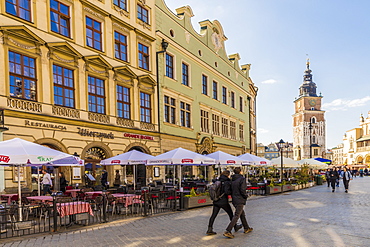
183, 188, 212, 209
266, 181, 282, 194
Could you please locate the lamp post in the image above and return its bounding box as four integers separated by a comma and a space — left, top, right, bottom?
308, 120, 313, 158
156, 39, 169, 134
278, 139, 285, 181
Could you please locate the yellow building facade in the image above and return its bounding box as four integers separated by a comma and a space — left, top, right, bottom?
0, 0, 160, 191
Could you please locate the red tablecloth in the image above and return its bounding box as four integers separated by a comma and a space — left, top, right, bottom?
57, 201, 94, 217
65, 189, 81, 198
112, 194, 141, 207
27, 196, 53, 202
1, 194, 18, 204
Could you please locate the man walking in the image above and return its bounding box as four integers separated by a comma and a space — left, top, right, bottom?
341, 167, 352, 193
328, 168, 339, 192
41, 169, 52, 195
223, 167, 253, 239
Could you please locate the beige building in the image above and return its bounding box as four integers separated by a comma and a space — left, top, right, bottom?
340, 112, 370, 166
0, 0, 160, 191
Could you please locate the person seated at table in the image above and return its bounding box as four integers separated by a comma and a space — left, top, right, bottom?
42, 169, 53, 195
114, 170, 121, 187
59, 172, 67, 193
101, 170, 108, 189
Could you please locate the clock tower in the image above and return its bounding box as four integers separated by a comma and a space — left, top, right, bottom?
293, 59, 326, 160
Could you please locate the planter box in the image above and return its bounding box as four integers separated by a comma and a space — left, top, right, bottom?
292, 185, 299, 190
266, 186, 282, 195
282, 184, 292, 192
183, 195, 212, 209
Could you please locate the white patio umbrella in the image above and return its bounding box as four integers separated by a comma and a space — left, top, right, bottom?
100, 150, 154, 189
271, 157, 300, 168
297, 159, 328, 169
238, 153, 272, 166
206, 151, 244, 179
0, 138, 82, 220
146, 148, 215, 187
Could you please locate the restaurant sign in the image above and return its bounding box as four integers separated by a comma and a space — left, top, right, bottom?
0, 155, 10, 163
77, 127, 114, 139
123, 133, 154, 140
227, 160, 236, 164
25, 120, 67, 130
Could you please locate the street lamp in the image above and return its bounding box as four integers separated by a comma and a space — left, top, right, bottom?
308, 119, 313, 158
156, 39, 169, 133
278, 139, 285, 181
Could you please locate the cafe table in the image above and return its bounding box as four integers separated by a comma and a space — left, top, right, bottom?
26, 196, 53, 203
0, 194, 18, 205
112, 194, 140, 208
65, 189, 81, 198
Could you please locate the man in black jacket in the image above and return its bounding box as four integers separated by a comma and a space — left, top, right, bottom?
223, 167, 253, 239
206, 170, 242, 235
329, 168, 339, 192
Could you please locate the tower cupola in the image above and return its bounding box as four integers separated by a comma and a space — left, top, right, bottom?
299, 59, 317, 97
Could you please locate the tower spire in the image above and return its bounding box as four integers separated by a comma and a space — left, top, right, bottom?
299, 58, 317, 97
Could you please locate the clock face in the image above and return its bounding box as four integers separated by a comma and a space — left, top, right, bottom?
309, 99, 316, 106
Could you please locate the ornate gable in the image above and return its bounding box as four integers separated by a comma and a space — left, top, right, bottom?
84, 55, 112, 76
47, 42, 82, 67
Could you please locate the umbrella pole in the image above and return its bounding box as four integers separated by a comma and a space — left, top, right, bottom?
17, 165, 23, 221
133, 164, 136, 191
179, 165, 182, 189
38, 167, 41, 196
218, 164, 221, 179
205, 166, 207, 182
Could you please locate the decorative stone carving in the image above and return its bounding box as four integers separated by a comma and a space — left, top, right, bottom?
83, 7, 104, 20
137, 35, 151, 45
196, 136, 216, 154
52, 106, 80, 118
88, 112, 110, 123
116, 118, 134, 128
140, 122, 155, 131
113, 23, 129, 33
8, 38, 36, 50
113, 6, 129, 17
185, 31, 191, 44
7, 98, 42, 112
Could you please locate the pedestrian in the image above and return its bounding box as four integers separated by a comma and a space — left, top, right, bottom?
59, 172, 67, 192
114, 170, 121, 187
206, 170, 242, 235
325, 168, 330, 187
223, 167, 253, 239
101, 170, 108, 189
328, 168, 339, 192
359, 168, 364, 177
340, 167, 352, 193
336, 167, 341, 187
41, 169, 53, 195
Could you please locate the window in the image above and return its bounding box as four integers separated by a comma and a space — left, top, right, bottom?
137, 4, 149, 24
202, 75, 208, 95
53, 64, 74, 107
88, 76, 105, 114
212, 114, 220, 136
6, 0, 31, 21
86, 16, 102, 51
182, 63, 189, 86
314, 149, 318, 156
312, 136, 316, 144
9, 51, 36, 100
165, 53, 174, 79
222, 86, 227, 104
200, 110, 209, 133
239, 96, 243, 112
114, 31, 127, 61
138, 43, 149, 70
230, 121, 236, 140
180, 102, 191, 128
164, 96, 176, 124
117, 85, 130, 119
113, 0, 127, 10
213, 81, 218, 100
140, 92, 151, 123
222, 117, 228, 138
231, 91, 235, 108
50, 0, 70, 37
239, 124, 244, 141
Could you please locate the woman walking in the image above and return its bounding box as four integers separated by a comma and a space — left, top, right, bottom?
341, 167, 352, 193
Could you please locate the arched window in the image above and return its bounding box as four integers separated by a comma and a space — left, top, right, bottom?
311, 117, 316, 123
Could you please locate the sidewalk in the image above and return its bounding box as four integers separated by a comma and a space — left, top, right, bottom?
2, 177, 370, 246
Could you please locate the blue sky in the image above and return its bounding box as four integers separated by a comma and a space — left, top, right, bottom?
164, 0, 370, 149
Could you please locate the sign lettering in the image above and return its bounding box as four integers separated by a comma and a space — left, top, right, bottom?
123, 133, 154, 140
77, 127, 114, 139
0, 155, 10, 163
25, 120, 66, 130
